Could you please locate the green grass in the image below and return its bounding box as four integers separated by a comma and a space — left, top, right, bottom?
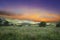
0, 26, 60, 40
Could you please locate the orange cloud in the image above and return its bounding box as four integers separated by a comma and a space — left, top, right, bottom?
0, 13, 59, 22
0, 7, 60, 22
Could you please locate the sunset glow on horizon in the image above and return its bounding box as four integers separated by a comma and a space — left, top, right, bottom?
0, 0, 60, 22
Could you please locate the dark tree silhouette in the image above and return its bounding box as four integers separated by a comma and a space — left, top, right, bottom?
56, 22, 60, 27
39, 21, 46, 27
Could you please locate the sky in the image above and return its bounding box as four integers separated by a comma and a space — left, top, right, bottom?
0, 0, 60, 22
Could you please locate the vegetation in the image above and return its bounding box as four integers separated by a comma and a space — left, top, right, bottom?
0, 26, 60, 40
0, 17, 60, 40
0, 18, 2, 26
56, 22, 60, 27
39, 21, 46, 27
0, 17, 13, 26
0, 18, 9, 26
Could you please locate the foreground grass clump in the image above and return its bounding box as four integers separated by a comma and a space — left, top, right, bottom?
0, 26, 60, 40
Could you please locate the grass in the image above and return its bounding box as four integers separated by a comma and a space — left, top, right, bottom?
0, 26, 60, 40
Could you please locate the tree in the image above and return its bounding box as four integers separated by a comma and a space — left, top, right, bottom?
39, 21, 46, 27
56, 22, 60, 27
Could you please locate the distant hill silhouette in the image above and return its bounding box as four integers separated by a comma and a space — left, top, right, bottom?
0, 11, 15, 16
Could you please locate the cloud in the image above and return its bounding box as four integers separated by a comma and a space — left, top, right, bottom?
0, 7, 59, 22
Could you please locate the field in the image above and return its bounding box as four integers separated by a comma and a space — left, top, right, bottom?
0, 26, 60, 40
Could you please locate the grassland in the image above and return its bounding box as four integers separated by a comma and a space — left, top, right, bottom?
0, 26, 60, 40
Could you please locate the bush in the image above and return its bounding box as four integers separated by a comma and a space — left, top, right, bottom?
39, 21, 46, 27
0, 17, 10, 26
56, 22, 60, 27
3, 21, 9, 26
0, 19, 3, 26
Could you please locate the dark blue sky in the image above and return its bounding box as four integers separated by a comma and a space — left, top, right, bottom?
0, 0, 60, 14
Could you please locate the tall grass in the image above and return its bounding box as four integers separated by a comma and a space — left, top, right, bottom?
0, 26, 60, 40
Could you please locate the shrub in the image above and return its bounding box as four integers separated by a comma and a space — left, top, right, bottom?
56, 22, 60, 27
39, 21, 46, 27
3, 21, 9, 26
